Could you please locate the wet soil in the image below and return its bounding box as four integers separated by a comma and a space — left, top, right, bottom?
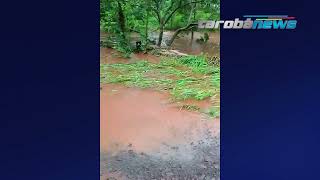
100, 84, 220, 180
100, 48, 160, 64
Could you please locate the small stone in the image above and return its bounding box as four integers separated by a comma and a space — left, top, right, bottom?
199, 164, 207, 169
171, 146, 179, 150
166, 172, 174, 176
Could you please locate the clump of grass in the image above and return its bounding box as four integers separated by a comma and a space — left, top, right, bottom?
172, 87, 214, 100
181, 105, 200, 111
207, 106, 220, 118
177, 55, 218, 74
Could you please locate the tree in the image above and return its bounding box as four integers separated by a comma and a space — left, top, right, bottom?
150, 0, 207, 46
100, 0, 220, 52
167, 23, 197, 46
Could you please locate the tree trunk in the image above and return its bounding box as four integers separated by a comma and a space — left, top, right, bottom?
145, 10, 149, 53
167, 23, 197, 47
157, 23, 164, 47
171, 15, 173, 29
190, 2, 196, 43
191, 31, 194, 44
117, 1, 126, 41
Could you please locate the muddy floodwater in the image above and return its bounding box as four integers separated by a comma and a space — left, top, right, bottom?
168, 31, 220, 57
100, 30, 220, 57
100, 30, 220, 180
100, 84, 219, 153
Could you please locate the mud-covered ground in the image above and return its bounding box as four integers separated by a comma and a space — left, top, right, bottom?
100, 130, 220, 180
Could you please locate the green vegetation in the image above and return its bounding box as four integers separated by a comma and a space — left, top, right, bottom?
207, 106, 220, 118
100, 56, 220, 118
100, 0, 220, 53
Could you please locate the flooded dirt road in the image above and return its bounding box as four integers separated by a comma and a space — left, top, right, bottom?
100, 84, 219, 152
100, 84, 220, 179
100, 30, 220, 179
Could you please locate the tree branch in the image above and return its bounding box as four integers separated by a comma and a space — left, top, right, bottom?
164, 0, 205, 25
164, 0, 178, 15
150, 7, 161, 22
151, 0, 162, 22
167, 23, 197, 46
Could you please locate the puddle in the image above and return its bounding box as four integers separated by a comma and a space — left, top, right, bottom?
100, 84, 219, 153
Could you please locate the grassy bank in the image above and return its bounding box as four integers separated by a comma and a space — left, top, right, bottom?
100, 55, 220, 118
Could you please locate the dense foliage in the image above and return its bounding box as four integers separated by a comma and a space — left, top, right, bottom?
100, 0, 220, 51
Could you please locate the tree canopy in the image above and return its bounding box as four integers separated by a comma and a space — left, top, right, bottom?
100, 0, 220, 53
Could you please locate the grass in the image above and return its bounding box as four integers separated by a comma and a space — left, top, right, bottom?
207, 106, 220, 118
100, 55, 220, 118
180, 105, 201, 111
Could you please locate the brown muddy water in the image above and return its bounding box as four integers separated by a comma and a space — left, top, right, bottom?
168, 31, 220, 57
100, 84, 220, 179
100, 84, 219, 153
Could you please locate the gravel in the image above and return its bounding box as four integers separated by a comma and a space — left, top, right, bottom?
101, 126, 220, 180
